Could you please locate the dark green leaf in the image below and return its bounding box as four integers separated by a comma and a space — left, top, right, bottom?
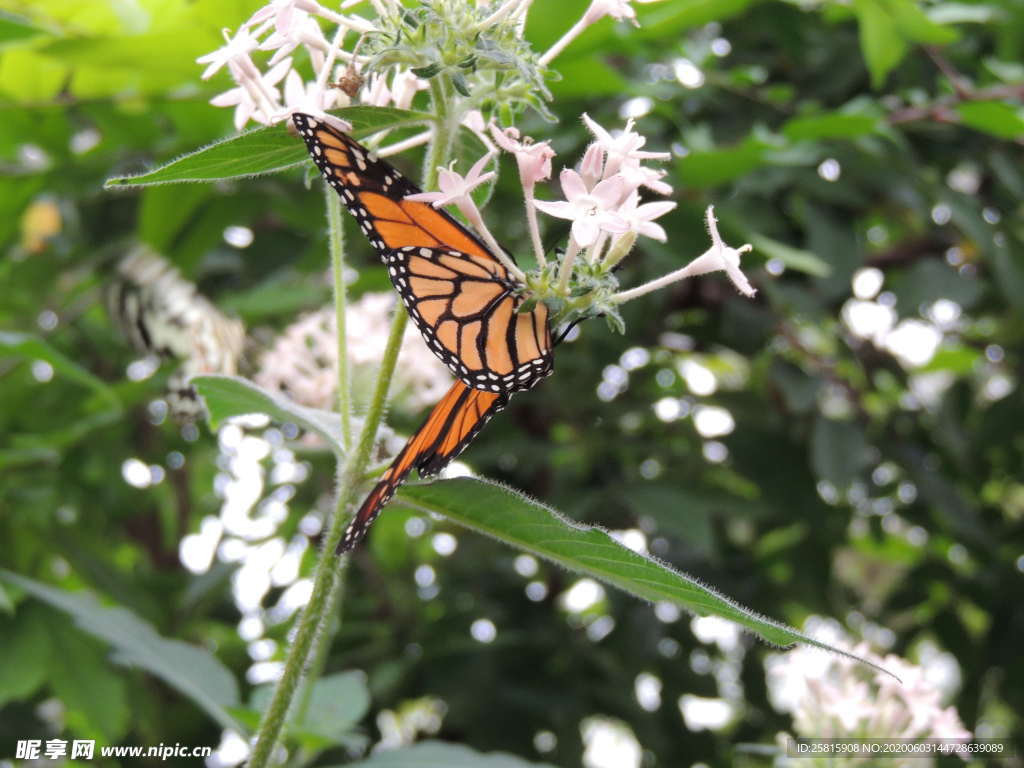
0, 570, 243, 732
0, 331, 120, 408
782, 112, 881, 141
49, 621, 130, 742
0, 11, 48, 45
956, 101, 1024, 140
396, 478, 886, 663
295, 671, 371, 741
676, 136, 772, 188
747, 233, 831, 277
0, 603, 51, 706
192, 375, 349, 453
105, 107, 434, 187
811, 417, 869, 489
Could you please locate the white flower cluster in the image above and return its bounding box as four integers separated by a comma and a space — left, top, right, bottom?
766, 621, 971, 767
255, 292, 452, 414
197, 0, 426, 130
197, 0, 666, 132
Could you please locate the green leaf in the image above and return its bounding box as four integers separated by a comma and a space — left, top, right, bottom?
889, 259, 983, 314
0, 603, 51, 706
888, 0, 959, 44
919, 345, 981, 375
192, 375, 348, 453
956, 101, 1024, 140
396, 478, 887, 663
782, 112, 881, 141
105, 107, 434, 187
104, 124, 307, 187
337, 741, 559, 768
747, 233, 832, 277
854, 0, 908, 88
810, 417, 869, 489
854, 0, 958, 87
0, 570, 243, 732
0, 11, 48, 46
0, 331, 120, 408
676, 135, 772, 188
49, 620, 130, 742
294, 671, 371, 741
0, 48, 67, 101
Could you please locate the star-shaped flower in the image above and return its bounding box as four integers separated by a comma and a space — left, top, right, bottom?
533, 169, 629, 247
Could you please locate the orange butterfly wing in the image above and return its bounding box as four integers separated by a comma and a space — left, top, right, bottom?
337, 379, 507, 553
293, 113, 553, 394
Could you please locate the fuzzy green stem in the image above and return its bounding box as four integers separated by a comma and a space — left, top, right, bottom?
556, 239, 580, 295
423, 76, 457, 187
326, 186, 353, 450
246, 74, 459, 768
246, 311, 408, 768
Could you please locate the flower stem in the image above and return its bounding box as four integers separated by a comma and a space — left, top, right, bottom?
538, 14, 587, 67
246, 307, 406, 768
246, 70, 459, 768
525, 196, 547, 268
556, 239, 580, 295
326, 185, 353, 450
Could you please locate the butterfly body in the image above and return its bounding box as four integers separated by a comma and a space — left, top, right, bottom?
293, 112, 554, 551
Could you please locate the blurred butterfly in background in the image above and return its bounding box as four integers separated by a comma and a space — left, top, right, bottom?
107, 247, 246, 422
293, 113, 556, 553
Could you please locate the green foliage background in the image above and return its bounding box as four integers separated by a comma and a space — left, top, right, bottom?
1, 0, 1023, 766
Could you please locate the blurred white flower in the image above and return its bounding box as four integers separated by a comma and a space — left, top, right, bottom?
273, 69, 339, 123
766, 620, 971, 767
256, 292, 452, 415
210, 57, 292, 130
197, 27, 261, 80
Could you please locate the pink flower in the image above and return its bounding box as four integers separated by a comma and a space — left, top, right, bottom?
582, 113, 670, 176
616, 191, 676, 242
582, 0, 665, 26
490, 125, 556, 191
678, 208, 756, 296
245, 0, 318, 37
582, 0, 641, 26
534, 169, 629, 247
619, 162, 673, 196
361, 72, 391, 107
359, 69, 427, 110
579, 142, 606, 188
405, 152, 496, 217
389, 69, 428, 110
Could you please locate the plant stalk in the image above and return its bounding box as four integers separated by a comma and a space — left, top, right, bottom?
326, 186, 353, 450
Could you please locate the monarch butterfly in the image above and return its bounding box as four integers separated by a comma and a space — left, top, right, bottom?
293, 113, 554, 552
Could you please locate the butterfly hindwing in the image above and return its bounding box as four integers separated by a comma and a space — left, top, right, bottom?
337, 379, 507, 553
388, 245, 553, 393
